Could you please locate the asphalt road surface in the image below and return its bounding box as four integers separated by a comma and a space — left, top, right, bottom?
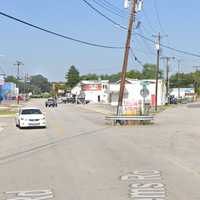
0, 99, 200, 200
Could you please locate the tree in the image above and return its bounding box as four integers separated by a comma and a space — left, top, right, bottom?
80, 73, 98, 80
126, 70, 143, 79
142, 63, 163, 79
5, 75, 24, 93
29, 75, 51, 93
5, 76, 18, 84
65, 65, 80, 88
170, 71, 200, 94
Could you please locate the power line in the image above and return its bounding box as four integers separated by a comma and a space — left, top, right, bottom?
142, 9, 157, 33
130, 48, 144, 67
100, 0, 127, 14
153, 0, 165, 34
81, 0, 127, 30
90, 0, 124, 18
134, 32, 200, 58
0, 11, 123, 50
80, 0, 200, 58
138, 27, 155, 55
153, 0, 171, 46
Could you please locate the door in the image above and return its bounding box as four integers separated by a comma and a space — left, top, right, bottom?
98, 95, 101, 102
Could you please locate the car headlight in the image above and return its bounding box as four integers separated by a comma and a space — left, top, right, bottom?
21, 118, 28, 121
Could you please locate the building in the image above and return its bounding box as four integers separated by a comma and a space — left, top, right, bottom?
107, 79, 167, 106
71, 80, 109, 103
170, 88, 196, 99
0, 75, 5, 100
71, 79, 167, 106
1, 82, 18, 100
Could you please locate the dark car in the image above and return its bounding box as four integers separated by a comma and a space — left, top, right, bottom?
45, 98, 57, 107
169, 95, 177, 104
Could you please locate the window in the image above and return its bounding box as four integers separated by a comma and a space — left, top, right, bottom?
21, 109, 42, 115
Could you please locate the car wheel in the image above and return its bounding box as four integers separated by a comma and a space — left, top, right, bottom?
18, 121, 23, 129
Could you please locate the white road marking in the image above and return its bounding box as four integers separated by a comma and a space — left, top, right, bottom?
120, 170, 162, 181
120, 170, 167, 199
5, 189, 53, 200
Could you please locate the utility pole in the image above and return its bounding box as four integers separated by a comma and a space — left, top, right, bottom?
193, 66, 200, 72
117, 0, 138, 115
161, 57, 175, 103
193, 66, 200, 93
14, 60, 24, 104
14, 61, 24, 80
152, 33, 161, 112
177, 59, 182, 98
24, 73, 28, 94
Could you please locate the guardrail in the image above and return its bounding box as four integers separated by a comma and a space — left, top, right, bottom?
105, 115, 154, 125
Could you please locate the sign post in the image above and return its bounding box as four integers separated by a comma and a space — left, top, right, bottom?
140, 82, 150, 115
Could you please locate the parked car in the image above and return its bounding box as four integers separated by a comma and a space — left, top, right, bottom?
16, 107, 46, 128
57, 97, 63, 104
45, 98, 57, 107
169, 95, 177, 104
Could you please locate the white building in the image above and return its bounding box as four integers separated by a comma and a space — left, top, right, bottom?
71, 80, 109, 103
108, 79, 167, 106
71, 79, 167, 106
170, 88, 195, 98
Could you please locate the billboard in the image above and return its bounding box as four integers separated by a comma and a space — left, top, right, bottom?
82, 84, 102, 91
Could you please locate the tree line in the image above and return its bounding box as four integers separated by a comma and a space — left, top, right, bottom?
5, 64, 200, 95
65, 64, 163, 88
5, 75, 51, 95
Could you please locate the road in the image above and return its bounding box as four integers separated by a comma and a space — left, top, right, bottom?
0, 99, 200, 199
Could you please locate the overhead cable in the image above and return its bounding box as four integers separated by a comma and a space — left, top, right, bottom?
0, 11, 123, 49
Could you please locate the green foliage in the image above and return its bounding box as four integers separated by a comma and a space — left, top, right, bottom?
126, 70, 143, 79
5, 76, 18, 84
30, 75, 51, 93
170, 71, 200, 94
65, 65, 80, 88
5, 76, 24, 93
142, 63, 163, 79
80, 73, 99, 80
5, 75, 51, 94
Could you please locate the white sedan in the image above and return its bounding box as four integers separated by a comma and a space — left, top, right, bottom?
16, 107, 47, 128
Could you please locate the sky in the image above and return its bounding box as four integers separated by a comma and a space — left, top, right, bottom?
0, 0, 200, 81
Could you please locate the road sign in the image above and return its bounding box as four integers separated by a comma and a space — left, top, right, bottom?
140, 87, 149, 98
140, 81, 150, 86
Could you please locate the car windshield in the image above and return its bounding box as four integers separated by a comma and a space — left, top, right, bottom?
21, 109, 42, 115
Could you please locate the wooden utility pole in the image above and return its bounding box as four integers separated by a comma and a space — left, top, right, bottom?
177, 59, 182, 98
117, 0, 138, 115
153, 33, 161, 111
161, 57, 175, 103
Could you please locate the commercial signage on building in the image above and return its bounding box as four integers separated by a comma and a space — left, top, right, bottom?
82, 84, 102, 91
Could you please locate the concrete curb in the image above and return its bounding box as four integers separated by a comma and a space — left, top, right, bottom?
0, 114, 15, 118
